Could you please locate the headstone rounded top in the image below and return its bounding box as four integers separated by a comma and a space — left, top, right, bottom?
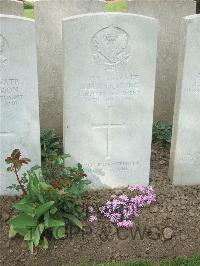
0, 14, 34, 22
10, 0, 23, 3
63, 12, 157, 23
184, 14, 200, 20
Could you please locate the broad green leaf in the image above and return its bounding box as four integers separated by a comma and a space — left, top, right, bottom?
40, 236, 48, 250
46, 218, 65, 228
13, 227, 29, 237
9, 225, 17, 238
33, 224, 44, 246
24, 230, 33, 241
44, 212, 50, 227
11, 214, 37, 229
17, 197, 30, 204
28, 240, 34, 254
64, 214, 83, 230
35, 201, 55, 218
39, 182, 52, 191
52, 226, 65, 239
29, 165, 41, 172
13, 202, 35, 215
50, 206, 58, 215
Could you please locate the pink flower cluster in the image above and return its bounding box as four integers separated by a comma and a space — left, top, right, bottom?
88, 206, 98, 223
98, 185, 156, 229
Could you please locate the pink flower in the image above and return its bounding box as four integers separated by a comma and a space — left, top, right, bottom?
88, 215, 97, 223
109, 213, 121, 223
119, 194, 129, 202
88, 206, 94, 213
98, 185, 156, 229
117, 220, 135, 228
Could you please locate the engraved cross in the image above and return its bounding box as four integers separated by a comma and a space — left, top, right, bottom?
92, 106, 126, 160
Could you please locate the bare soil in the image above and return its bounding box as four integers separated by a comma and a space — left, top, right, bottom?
1, 143, 200, 265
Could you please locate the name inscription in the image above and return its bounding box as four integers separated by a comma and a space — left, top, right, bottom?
80, 74, 140, 103
0, 78, 24, 105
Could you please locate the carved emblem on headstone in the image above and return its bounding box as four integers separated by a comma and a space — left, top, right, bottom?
0, 34, 9, 68
91, 26, 130, 68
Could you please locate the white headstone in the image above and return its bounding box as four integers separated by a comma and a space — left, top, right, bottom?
63, 13, 158, 189
0, 0, 23, 16
127, 0, 196, 123
169, 14, 200, 185
35, 0, 104, 135
0, 15, 41, 195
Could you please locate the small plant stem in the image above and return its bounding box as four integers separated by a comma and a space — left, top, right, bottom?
14, 167, 27, 195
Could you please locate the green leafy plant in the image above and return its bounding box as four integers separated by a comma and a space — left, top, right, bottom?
6, 149, 90, 253
152, 121, 172, 148
24, 1, 34, 10
42, 153, 90, 228
9, 167, 65, 254
40, 129, 62, 162
40, 129, 89, 191
42, 152, 88, 187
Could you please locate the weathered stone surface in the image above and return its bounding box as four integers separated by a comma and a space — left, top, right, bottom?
35, 0, 196, 135
169, 14, 200, 185
127, 0, 196, 122
0, 15, 41, 195
0, 0, 23, 16
63, 13, 158, 188
35, 0, 104, 135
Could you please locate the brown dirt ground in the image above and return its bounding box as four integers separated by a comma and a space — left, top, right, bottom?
1, 143, 200, 265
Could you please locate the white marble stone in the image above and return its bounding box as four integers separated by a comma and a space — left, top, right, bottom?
35, 0, 104, 135
63, 13, 158, 189
0, 15, 41, 195
127, 0, 196, 123
0, 0, 23, 16
169, 14, 200, 185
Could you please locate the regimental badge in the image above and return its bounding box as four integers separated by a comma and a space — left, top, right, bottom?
91, 26, 130, 70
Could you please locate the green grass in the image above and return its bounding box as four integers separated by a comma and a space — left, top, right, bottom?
105, 0, 127, 12
161, 256, 200, 266
79, 261, 153, 266
75, 256, 200, 266
24, 8, 34, 19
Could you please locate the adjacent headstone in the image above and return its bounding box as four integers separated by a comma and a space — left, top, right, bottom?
127, 0, 196, 122
169, 14, 200, 185
35, 0, 104, 135
63, 13, 158, 188
0, 0, 23, 16
0, 15, 41, 195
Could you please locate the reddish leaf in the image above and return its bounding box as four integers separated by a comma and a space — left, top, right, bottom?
22, 158, 31, 162
14, 151, 21, 159
79, 173, 87, 177
52, 183, 61, 189
11, 149, 21, 159
5, 157, 14, 163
